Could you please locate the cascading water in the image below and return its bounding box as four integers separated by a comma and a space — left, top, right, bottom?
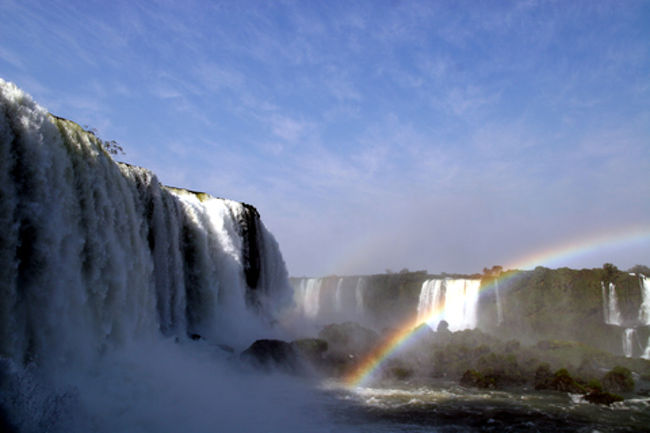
417, 279, 443, 325
643, 337, 650, 360
334, 277, 344, 312
290, 276, 368, 324
601, 281, 623, 326
623, 328, 635, 358
495, 279, 504, 325
0, 79, 298, 432
639, 274, 650, 325
355, 277, 365, 315
416, 279, 480, 332
294, 278, 323, 318
638, 274, 650, 359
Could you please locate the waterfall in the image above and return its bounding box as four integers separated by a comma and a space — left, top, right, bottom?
334, 277, 344, 312
642, 337, 650, 360
417, 279, 443, 324
0, 79, 297, 431
290, 276, 372, 325
639, 274, 650, 325
295, 278, 323, 318
601, 281, 622, 326
495, 279, 504, 325
623, 328, 635, 358
416, 279, 480, 332
0, 78, 292, 359
355, 277, 365, 315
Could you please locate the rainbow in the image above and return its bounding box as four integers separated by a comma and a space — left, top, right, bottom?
344, 225, 650, 387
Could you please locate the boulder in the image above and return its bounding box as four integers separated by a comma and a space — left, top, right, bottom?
460, 369, 496, 389
533, 364, 553, 390
240, 339, 300, 373
602, 366, 634, 393
290, 338, 328, 364
584, 390, 623, 405
318, 322, 379, 356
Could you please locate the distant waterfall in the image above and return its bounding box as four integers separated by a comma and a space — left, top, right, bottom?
295, 278, 323, 318
290, 276, 368, 323
601, 282, 622, 326
355, 277, 366, 315
643, 337, 650, 360
495, 279, 504, 325
417, 280, 443, 324
416, 279, 480, 331
638, 275, 650, 359
623, 328, 635, 358
639, 274, 650, 325
334, 277, 344, 312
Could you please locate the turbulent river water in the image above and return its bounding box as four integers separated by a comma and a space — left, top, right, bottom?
317, 380, 650, 433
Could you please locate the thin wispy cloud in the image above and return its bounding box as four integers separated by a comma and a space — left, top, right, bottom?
1, 0, 648, 276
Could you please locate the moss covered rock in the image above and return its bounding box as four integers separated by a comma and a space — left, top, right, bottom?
584, 390, 623, 405
460, 369, 496, 389
602, 366, 635, 393
535, 368, 585, 393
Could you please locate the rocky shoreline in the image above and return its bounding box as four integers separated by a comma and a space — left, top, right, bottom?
238, 321, 650, 406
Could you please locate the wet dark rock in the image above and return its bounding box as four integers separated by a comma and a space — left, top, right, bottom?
534, 364, 553, 390
0, 406, 16, 433
584, 390, 623, 405
217, 344, 234, 354
240, 339, 300, 373
436, 320, 450, 333
290, 338, 328, 364
238, 204, 261, 291
320, 352, 358, 377
318, 322, 379, 356
389, 366, 413, 381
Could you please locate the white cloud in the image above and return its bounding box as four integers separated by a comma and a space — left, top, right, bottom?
0, 46, 24, 69
193, 63, 244, 93
269, 115, 311, 143
445, 85, 500, 116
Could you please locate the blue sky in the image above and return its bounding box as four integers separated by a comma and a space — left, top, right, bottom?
2, 0, 649, 276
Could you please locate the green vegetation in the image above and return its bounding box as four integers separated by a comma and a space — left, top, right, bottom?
602, 366, 634, 393
82, 124, 124, 155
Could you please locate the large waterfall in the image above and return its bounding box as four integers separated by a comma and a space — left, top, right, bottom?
416, 279, 480, 332
0, 79, 300, 432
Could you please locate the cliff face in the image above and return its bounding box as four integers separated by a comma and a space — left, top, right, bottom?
478, 267, 648, 355
291, 267, 650, 357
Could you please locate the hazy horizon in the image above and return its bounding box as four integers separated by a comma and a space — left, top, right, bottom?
2, 0, 648, 276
